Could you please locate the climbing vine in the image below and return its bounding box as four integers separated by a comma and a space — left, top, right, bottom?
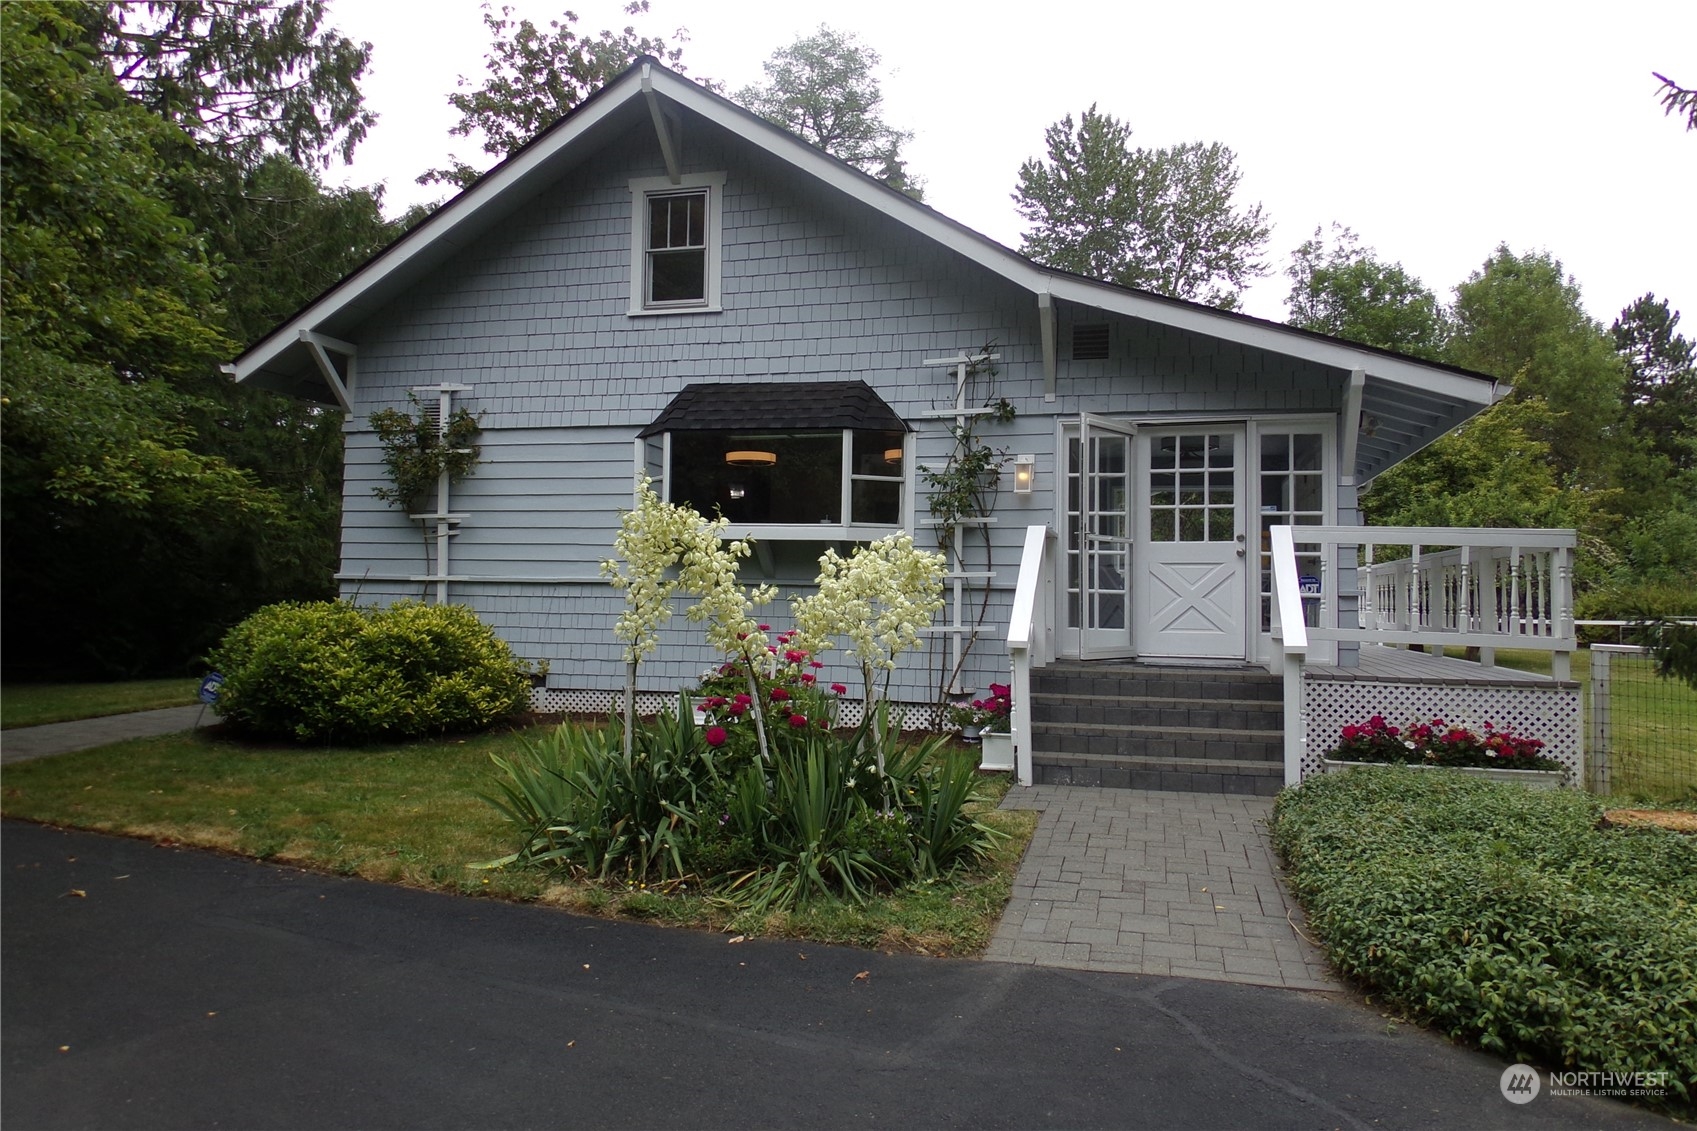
369, 393, 483, 513
918, 344, 1014, 702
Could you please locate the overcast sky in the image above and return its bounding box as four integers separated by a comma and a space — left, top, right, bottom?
326, 0, 1697, 326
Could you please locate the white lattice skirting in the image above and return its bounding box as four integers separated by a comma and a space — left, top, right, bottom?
528, 688, 942, 731
1301, 678, 1583, 782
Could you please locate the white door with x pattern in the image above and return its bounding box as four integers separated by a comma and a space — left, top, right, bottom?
1136, 427, 1247, 658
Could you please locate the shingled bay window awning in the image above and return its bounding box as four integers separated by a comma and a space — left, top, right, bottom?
641, 381, 910, 533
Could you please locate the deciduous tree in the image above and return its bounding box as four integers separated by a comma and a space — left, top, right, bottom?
1014, 106, 1271, 309
1285, 225, 1449, 360
737, 25, 921, 198
421, 1, 696, 189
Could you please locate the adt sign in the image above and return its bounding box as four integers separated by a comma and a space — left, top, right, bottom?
197, 673, 225, 705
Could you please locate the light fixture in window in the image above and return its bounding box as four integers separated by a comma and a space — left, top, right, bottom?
725, 450, 777, 467
883, 447, 903, 464
728, 485, 746, 500
1013, 454, 1035, 494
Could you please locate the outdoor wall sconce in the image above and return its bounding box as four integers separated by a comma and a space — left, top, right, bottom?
725, 450, 777, 467
1013, 454, 1035, 494
883, 447, 904, 464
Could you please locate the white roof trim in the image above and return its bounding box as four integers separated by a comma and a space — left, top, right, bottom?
232, 61, 1496, 410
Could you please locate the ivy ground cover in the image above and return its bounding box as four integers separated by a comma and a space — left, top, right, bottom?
1272, 767, 1696, 1112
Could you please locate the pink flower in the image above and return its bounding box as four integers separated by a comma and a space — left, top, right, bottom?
989, 683, 1010, 698
788, 713, 807, 728
799, 673, 816, 684
734, 694, 752, 706
727, 702, 746, 716
785, 650, 807, 664
757, 624, 770, 631
830, 683, 847, 695
704, 726, 728, 747
809, 660, 824, 669
770, 688, 790, 702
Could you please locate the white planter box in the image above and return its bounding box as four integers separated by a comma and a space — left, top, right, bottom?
979, 731, 1014, 771
1320, 759, 1567, 790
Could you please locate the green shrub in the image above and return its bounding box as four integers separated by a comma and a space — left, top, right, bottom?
209, 600, 532, 742
1273, 769, 1697, 1107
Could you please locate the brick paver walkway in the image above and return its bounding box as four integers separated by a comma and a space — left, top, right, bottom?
986, 786, 1339, 992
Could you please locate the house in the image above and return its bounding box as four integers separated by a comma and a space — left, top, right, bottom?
227, 59, 1580, 793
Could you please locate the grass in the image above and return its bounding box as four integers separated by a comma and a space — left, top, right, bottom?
1446, 647, 1697, 801
0, 725, 1037, 956
1, 679, 201, 729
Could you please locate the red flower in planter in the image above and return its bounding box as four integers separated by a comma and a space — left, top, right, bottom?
770, 688, 790, 702
705, 726, 728, 747
788, 714, 808, 728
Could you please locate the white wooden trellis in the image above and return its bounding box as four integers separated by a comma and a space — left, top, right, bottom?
407, 383, 472, 605
919, 352, 1001, 694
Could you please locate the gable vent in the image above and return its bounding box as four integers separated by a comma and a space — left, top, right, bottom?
1072, 324, 1110, 360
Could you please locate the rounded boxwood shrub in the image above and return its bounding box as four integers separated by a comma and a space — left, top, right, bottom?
208, 600, 533, 742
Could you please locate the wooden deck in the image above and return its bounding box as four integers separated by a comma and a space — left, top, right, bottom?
1304, 644, 1575, 687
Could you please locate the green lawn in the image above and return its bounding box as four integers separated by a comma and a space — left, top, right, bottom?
0, 725, 1036, 955
1, 679, 201, 729
1455, 648, 1697, 802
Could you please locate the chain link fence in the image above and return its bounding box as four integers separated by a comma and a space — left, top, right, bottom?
1587, 644, 1697, 800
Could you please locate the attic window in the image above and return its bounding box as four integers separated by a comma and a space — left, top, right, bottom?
628, 172, 725, 315
1072, 324, 1110, 361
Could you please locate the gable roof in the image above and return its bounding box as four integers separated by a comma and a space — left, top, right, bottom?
225, 58, 1498, 484
639, 381, 907, 438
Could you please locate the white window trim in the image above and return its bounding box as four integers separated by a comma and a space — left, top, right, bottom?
628, 172, 725, 316
660, 426, 908, 541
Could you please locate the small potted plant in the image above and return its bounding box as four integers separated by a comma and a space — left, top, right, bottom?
973, 683, 1014, 770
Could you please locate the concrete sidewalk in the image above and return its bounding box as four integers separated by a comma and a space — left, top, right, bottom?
988, 786, 1337, 992
0, 706, 207, 764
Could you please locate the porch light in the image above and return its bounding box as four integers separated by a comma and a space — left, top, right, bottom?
725, 449, 777, 467
1013, 454, 1035, 494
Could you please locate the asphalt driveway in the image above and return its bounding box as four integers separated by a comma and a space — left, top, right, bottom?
1, 821, 1668, 1130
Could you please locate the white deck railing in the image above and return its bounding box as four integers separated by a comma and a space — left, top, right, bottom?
1269, 524, 1579, 785
1005, 524, 1055, 786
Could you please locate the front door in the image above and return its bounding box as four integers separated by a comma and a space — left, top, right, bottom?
1137, 428, 1247, 658
1065, 415, 1135, 657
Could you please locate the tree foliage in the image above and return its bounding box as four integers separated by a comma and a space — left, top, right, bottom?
1654, 71, 1697, 131
90, 0, 374, 167
1613, 294, 1696, 472
2, 2, 397, 678
1284, 225, 1450, 360
1448, 246, 1626, 489
737, 25, 921, 198
1014, 105, 1271, 309
421, 1, 696, 189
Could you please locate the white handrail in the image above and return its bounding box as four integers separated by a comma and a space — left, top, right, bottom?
1268, 525, 1307, 786
1006, 524, 1053, 787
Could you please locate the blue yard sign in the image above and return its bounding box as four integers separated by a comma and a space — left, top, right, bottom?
197, 672, 225, 704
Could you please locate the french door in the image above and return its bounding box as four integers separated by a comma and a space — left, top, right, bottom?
1066, 415, 1135, 657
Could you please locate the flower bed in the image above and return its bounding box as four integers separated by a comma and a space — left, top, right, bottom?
1326, 714, 1565, 773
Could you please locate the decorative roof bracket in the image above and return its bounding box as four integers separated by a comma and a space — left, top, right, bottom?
641, 63, 682, 183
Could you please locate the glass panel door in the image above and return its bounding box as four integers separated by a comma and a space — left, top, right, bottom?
1064, 415, 1136, 657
